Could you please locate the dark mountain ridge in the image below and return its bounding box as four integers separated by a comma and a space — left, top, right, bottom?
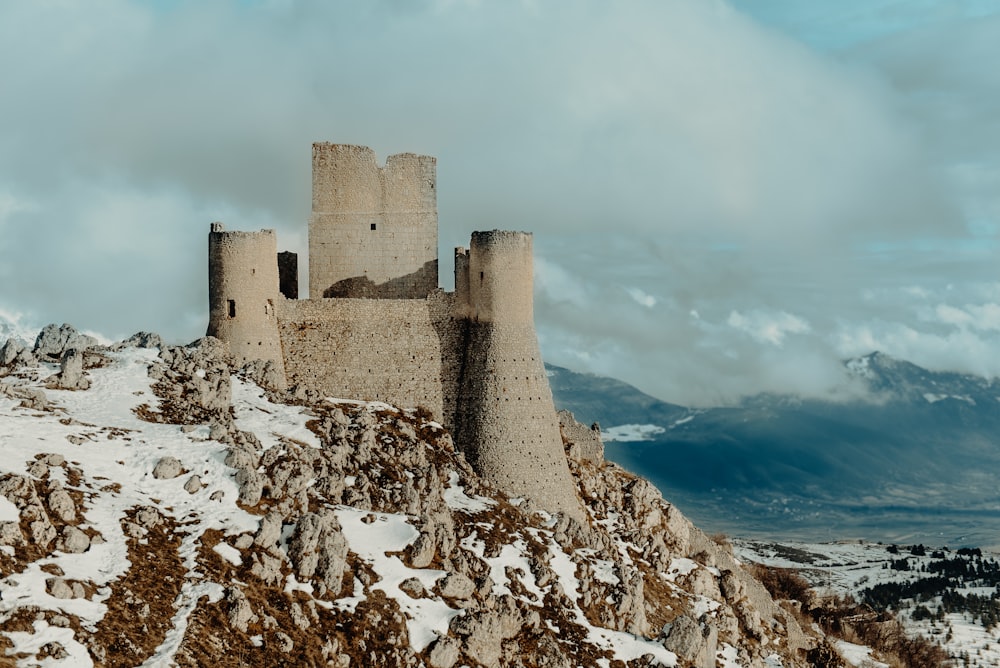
547, 354, 1000, 546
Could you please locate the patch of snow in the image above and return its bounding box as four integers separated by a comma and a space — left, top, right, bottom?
443, 471, 495, 513
602, 423, 666, 442
834, 640, 888, 668
335, 507, 458, 652
232, 377, 321, 450
0, 495, 19, 522
717, 643, 740, 668
212, 542, 243, 566
665, 557, 699, 581
4, 619, 94, 668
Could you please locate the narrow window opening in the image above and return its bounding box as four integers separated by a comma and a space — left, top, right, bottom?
371, 223, 377, 231
479, 271, 484, 281
228, 300, 236, 318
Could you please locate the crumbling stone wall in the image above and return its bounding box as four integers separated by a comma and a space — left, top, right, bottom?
276, 292, 466, 429
309, 144, 438, 300
206, 223, 286, 387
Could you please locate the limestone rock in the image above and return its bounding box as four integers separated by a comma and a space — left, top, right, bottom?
33, 324, 97, 361
253, 511, 284, 550
224, 586, 258, 633
235, 467, 264, 506
46, 578, 76, 600
428, 636, 461, 668
183, 475, 203, 494
0, 338, 35, 370
134, 506, 162, 529
0, 521, 24, 545
57, 525, 90, 553
115, 332, 163, 350
660, 614, 718, 668
438, 572, 475, 600
287, 510, 349, 593
47, 487, 76, 523
399, 577, 427, 599
152, 457, 183, 480
46, 348, 90, 390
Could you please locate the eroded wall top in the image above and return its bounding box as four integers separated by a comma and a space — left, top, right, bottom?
309, 144, 438, 300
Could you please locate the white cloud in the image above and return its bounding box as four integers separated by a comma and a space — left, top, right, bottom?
625, 287, 657, 309
727, 310, 811, 346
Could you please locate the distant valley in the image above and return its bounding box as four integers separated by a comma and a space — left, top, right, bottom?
548, 353, 1000, 547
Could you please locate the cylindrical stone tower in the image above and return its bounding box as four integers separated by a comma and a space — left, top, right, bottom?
457, 231, 584, 519
207, 223, 286, 386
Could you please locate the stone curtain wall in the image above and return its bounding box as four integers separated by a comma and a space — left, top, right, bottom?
308, 144, 438, 300
276, 292, 465, 427
206, 224, 286, 384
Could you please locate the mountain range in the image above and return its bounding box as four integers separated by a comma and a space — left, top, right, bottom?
548, 353, 1000, 547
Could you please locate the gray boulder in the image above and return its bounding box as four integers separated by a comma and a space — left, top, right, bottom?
115, 331, 163, 350
152, 457, 183, 480
33, 324, 97, 361
0, 338, 35, 370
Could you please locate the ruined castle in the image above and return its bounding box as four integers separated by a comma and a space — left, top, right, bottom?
207, 143, 582, 517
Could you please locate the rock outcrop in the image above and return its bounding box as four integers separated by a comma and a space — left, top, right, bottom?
0, 331, 824, 667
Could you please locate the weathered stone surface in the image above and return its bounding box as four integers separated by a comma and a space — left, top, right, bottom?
46, 578, 76, 600
558, 409, 604, 463
399, 577, 426, 599
33, 324, 97, 361
427, 636, 461, 668
661, 614, 718, 668
287, 510, 349, 593
57, 525, 90, 553
437, 572, 475, 600
0, 338, 35, 370
47, 487, 76, 523
183, 475, 202, 494
0, 521, 24, 545
225, 586, 258, 632
235, 468, 264, 506
152, 457, 183, 480
115, 332, 163, 350
50, 348, 90, 390
253, 511, 284, 550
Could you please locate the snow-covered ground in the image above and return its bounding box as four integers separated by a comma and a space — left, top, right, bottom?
0, 346, 698, 666
736, 538, 1000, 667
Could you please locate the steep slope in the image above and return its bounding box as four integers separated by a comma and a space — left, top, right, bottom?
0, 329, 818, 667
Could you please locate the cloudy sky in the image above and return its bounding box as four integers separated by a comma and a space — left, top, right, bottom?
1, 0, 998, 406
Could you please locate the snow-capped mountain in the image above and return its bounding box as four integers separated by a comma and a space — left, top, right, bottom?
547, 356, 1000, 547
0, 310, 38, 346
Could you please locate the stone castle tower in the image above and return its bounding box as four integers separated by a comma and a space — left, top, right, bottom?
207, 144, 582, 519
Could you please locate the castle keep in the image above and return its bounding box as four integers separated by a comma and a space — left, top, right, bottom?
207, 143, 582, 518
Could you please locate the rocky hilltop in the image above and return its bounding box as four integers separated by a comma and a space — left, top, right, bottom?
0, 325, 827, 667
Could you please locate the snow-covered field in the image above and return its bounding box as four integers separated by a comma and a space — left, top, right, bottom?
736, 538, 1000, 667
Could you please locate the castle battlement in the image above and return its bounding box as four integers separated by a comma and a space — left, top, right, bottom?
207, 143, 583, 519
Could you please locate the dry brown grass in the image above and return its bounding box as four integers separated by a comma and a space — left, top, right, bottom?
88, 509, 186, 667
